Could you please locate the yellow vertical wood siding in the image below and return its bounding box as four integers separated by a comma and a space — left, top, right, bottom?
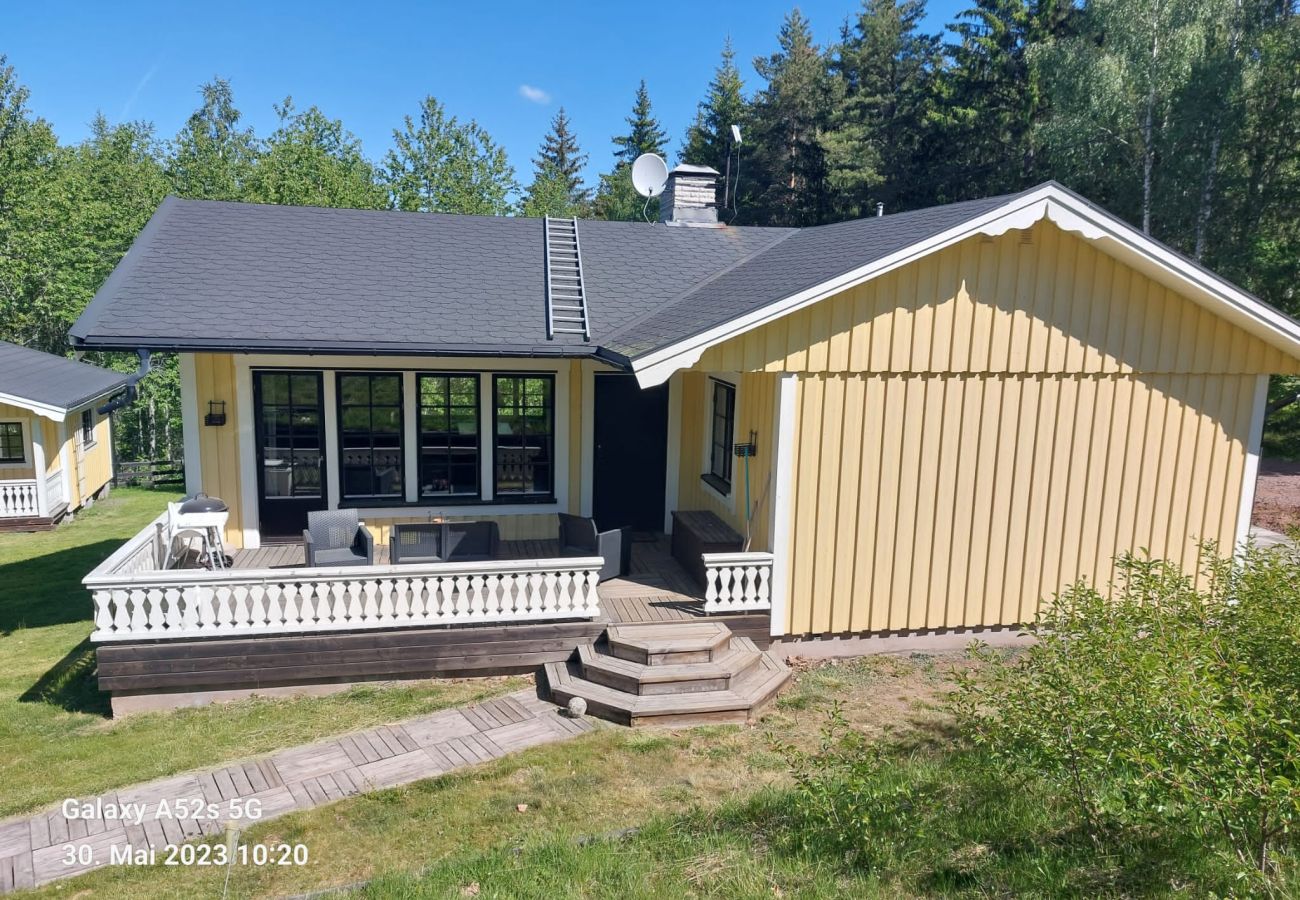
698, 223, 1300, 377
782, 372, 1254, 634
674, 370, 776, 550
682, 222, 1291, 636
193, 353, 245, 545
77, 411, 115, 501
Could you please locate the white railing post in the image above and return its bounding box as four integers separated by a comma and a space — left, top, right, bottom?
0, 480, 40, 518
700, 552, 776, 613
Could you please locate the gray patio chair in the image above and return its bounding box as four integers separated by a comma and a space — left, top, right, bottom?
558, 513, 631, 583
303, 509, 374, 567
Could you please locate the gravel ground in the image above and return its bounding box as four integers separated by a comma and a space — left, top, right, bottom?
1251, 459, 1300, 533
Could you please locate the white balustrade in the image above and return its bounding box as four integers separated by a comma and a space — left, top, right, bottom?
44, 471, 63, 510
85, 515, 603, 642
702, 551, 775, 613
0, 480, 40, 518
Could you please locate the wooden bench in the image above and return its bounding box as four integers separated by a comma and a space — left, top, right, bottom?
670, 509, 744, 587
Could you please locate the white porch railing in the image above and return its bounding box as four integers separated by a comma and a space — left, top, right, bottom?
702, 551, 775, 613
84, 514, 603, 642
44, 470, 63, 511
0, 480, 40, 518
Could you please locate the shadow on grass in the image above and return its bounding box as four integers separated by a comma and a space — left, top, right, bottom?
19, 637, 109, 717
0, 540, 123, 634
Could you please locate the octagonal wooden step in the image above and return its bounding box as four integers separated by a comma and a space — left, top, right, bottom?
605, 621, 732, 667
577, 639, 762, 695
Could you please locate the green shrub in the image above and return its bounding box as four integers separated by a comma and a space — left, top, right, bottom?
953, 544, 1300, 881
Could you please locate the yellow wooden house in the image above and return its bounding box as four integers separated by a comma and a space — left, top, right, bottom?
68, 175, 1300, 714
0, 341, 126, 530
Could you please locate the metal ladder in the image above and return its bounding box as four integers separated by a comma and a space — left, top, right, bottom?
544, 216, 590, 340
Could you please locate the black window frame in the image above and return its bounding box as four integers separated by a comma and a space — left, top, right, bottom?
80, 409, 95, 447
336, 371, 406, 503
416, 372, 482, 502
491, 373, 556, 502
703, 377, 735, 496
0, 422, 24, 464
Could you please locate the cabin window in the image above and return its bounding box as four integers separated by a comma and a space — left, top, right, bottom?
418, 374, 480, 499
0, 422, 24, 464
704, 378, 735, 495
80, 410, 95, 447
338, 372, 404, 500
493, 374, 554, 499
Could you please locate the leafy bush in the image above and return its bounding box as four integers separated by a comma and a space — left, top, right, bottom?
953, 544, 1300, 881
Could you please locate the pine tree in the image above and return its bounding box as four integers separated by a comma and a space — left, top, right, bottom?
521, 107, 590, 216
385, 95, 516, 215
821, 0, 942, 216
933, 0, 1072, 202
612, 80, 667, 163
681, 37, 747, 182
747, 8, 833, 226
594, 81, 668, 221
166, 78, 258, 201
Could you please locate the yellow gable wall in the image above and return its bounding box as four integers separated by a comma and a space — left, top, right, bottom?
689, 222, 1293, 635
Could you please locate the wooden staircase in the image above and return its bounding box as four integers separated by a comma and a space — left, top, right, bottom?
542, 622, 791, 727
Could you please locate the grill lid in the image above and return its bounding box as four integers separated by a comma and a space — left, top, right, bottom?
179, 493, 228, 514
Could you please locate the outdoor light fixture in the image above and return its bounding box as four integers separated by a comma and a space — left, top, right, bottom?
204, 400, 227, 426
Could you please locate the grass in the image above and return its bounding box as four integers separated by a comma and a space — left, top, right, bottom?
24, 653, 962, 898
0, 487, 523, 819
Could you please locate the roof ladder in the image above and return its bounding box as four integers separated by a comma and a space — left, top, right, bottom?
544, 216, 590, 340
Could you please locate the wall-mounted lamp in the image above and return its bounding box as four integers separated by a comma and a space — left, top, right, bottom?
204, 400, 227, 426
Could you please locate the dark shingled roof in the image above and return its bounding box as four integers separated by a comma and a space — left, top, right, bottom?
70, 186, 1041, 362
0, 341, 129, 412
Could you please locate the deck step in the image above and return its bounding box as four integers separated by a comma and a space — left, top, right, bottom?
541, 625, 791, 727
605, 621, 732, 667
577, 640, 762, 695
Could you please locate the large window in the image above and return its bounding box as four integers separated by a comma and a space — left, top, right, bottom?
493, 374, 554, 499
418, 374, 480, 499
704, 378, 735, 494
338, 373, 403, 500
0, 422, 23, 464
257, 372, 323, 499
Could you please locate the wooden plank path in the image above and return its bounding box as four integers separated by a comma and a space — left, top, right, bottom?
0, 689, 597, 893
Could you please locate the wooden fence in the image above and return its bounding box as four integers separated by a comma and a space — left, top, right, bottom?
115, 459, 185, 488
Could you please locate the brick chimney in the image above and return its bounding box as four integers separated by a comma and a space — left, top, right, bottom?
659, 164, 721, 227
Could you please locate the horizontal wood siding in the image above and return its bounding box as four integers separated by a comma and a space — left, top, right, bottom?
674, 370, 776, 550
698, 222, 1300, 377
782, 372, 1255, 635
96, 620, 607, 693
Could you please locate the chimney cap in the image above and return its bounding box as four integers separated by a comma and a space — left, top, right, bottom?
669, 164, 721, 176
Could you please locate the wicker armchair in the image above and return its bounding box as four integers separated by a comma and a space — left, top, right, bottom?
303, 509, 374, 567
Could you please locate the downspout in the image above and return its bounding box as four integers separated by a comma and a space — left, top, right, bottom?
97, 349, 154, 415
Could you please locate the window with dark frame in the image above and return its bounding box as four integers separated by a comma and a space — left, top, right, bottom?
418, 374, 480, 499
493, 374, 554, 499
705, 378, 735, 494
338, 372, 404, 500
0, 422, 23, 464
80, 410, 95, 446
257, 372, 323, 499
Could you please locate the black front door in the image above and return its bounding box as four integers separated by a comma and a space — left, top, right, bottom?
254, 371, 327, 538
593, 373, 668, 532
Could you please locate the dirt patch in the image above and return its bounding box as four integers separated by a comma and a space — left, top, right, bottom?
1252, 459, 1300, 533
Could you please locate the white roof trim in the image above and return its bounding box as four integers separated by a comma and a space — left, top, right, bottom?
0, 391, 71, 421
631, 184, 1300, 386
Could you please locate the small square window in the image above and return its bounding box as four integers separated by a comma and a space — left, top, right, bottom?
0, 422, 24, 464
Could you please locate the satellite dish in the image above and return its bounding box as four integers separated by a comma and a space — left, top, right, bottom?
630, 153, 669, 198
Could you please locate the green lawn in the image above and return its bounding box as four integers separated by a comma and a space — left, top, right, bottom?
0, 487, 523, 819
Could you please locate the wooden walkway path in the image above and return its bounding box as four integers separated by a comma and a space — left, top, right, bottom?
0, 689, 597, 893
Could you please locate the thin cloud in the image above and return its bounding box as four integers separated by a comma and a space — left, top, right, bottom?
119, 62, 161, 119
518, 84, 550, 104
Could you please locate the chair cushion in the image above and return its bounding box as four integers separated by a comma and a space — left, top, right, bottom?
311, 547, 368, 566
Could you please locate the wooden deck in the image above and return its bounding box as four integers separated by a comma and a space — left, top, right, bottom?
230, 534, 731, 628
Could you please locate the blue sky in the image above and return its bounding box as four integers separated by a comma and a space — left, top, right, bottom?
6, 0, 966, 189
